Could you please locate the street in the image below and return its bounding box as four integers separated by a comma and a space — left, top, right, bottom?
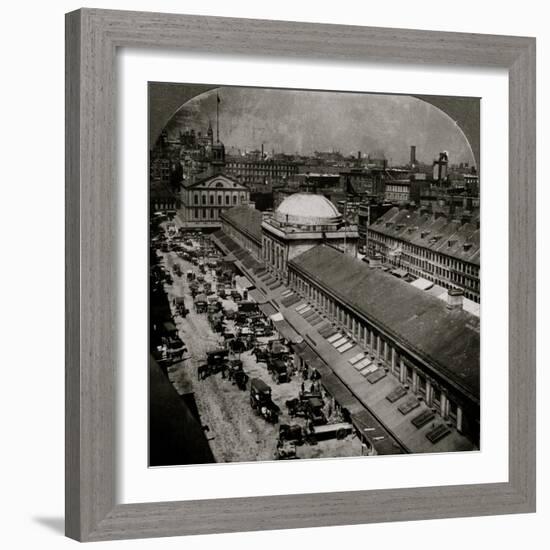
155, 235, 361, 462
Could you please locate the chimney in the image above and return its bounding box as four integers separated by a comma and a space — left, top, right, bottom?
410, 145, 416, 166
446, 288, 464, 310
358, 151, 362, 160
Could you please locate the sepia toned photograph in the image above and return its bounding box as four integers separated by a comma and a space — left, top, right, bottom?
148, 83, 480, 467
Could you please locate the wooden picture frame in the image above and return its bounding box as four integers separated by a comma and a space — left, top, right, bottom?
65, 8, 536, 542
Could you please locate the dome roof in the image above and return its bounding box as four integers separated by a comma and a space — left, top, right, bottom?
275, 193, 342, 226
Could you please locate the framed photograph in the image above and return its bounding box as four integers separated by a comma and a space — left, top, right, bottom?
65, 8, 536, 542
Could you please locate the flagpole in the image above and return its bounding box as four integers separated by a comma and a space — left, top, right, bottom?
216, 93, 220, 142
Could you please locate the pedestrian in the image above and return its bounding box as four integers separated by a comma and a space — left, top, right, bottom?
301, 381, 305, 394
310, 382, 315, 394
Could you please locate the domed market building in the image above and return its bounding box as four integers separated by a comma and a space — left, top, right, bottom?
261, 193, 358, 280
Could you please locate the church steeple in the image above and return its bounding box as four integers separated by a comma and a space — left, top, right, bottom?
207, 121, 213, 145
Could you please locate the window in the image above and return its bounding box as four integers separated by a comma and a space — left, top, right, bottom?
209, 195, 214, 205
210, 209, 214, 219
233, 195, 237, 205
202, 208, 206, 219
225, 195, 230, 205
194, 194, 198, 205
218, 195, 222, 205
202, 195, 206, 205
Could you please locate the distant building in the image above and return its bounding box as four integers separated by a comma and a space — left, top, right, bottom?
366, 205, 480, 302
384, 180, 411, 202
179, 173, 251, 229
224, 158, 299, 191
357, 201, 395, 247
261, 193, 358, 280
150, 182, 181, 212
150, 157, 172, 183
433, 151, 449, 184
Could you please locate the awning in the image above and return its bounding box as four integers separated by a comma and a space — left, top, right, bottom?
248, 288, 266, 304
351, 410, 405, 455
409, 277, 434, 291
259, 302, 278, 318
294, 342, 316, 363
391, 268, 408, 278
321, 373, 362, 413
272, 318, 303, 343
235, 275, 254, 290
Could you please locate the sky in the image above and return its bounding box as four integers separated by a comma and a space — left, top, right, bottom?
164, 86, 476, 166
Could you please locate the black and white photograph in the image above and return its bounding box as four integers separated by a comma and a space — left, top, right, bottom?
149, 83, 480, 466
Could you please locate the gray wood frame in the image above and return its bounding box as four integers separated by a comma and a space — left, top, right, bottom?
65, 8, 536, 542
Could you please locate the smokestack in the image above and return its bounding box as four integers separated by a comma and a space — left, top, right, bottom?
410, 145, 416, 166
446, 288, 464, 310
358, 151, 362, 160
261, 143, 264, 158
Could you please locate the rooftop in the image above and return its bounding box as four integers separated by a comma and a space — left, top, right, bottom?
183, 172, 248, 190
289, 244, 480, 401
275, 193, 342, 226
220, 206, 263, 243
369, 206, 480, 265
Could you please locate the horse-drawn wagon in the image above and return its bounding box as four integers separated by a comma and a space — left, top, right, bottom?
249, 378, 280, 423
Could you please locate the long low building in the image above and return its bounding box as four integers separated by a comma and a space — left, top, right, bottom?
367, 205, 480, 302
288, 244, 480, 448
220, 205, 263, 261
211, 195, 480, 454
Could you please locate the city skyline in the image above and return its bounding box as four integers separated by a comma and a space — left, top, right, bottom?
164, 86, 476, 166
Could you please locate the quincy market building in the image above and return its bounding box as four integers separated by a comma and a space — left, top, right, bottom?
214, 193, 480, 454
